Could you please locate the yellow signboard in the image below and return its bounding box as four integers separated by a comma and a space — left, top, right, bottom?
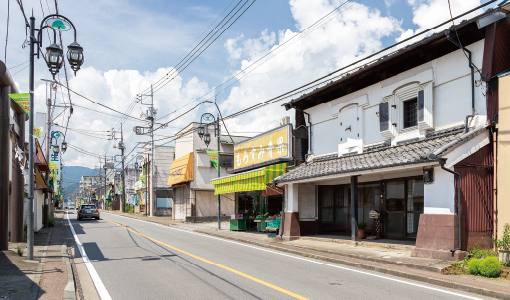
234, 125, 292, 170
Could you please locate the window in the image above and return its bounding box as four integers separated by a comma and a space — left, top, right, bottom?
403, 98, 418, 128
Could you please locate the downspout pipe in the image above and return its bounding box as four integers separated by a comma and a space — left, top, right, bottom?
289, 102, 312, 163
439, 157, 462, 254
445, 30, 475, 133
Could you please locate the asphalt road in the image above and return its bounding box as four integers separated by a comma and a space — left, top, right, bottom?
66, 211, 490, 300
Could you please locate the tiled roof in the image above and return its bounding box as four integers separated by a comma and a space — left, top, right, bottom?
275, 125, 486, 183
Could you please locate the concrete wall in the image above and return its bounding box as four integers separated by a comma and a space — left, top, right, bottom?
498, 73, 510, 239
306, 40, 486, 157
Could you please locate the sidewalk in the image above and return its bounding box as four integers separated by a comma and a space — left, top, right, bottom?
0, 211, 75, 300
103, 210, 510, 299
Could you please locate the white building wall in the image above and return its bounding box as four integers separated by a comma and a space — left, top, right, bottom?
424, 166, 455, 214
307, 40, 486, 157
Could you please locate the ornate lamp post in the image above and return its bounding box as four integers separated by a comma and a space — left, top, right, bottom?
197, 113, 222, 229
27, 14, 84, 260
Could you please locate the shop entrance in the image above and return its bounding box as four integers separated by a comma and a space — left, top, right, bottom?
318, 178, 423, 239
318, 184, 380, 234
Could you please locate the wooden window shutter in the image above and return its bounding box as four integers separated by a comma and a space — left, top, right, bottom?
418, 90, 424, 122
379, 102, 389, 132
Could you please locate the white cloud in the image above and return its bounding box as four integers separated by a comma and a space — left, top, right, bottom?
395, 0, 483, 44
41, 67, 209, 167
218, 0, 402, 133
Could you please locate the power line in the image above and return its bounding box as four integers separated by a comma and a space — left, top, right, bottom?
156, 0, 355, 122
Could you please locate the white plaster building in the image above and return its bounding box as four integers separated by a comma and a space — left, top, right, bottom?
275, 10, 509, 260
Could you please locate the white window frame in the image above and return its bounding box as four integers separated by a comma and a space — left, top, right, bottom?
380, 69, 434, 139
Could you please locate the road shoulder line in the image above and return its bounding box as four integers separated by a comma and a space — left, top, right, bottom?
101, 212, 509, 300
66, 211, 112, 300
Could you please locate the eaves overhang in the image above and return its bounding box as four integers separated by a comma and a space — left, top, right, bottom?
283, 11, 493, 112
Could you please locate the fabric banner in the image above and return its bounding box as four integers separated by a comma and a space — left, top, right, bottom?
33, 126, 42, 138
49, 161, 57, 179
207, 151, 219, 170
140, 175, 146, 185
8, 93, 29, 117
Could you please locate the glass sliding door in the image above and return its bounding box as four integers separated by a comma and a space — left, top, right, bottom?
319, 185, 349, 233
358, 184, 381, 230
406, 179, 424, 237
385, 181, 406, 238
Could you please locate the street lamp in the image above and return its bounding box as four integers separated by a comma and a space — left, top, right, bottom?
50, 131, 66, 155
66, 41, 84, 75
203, 131, 211, 147
197, 113, 222, 229
197, 124, 205, 139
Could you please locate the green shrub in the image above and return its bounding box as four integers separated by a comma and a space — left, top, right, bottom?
469, 247, 497, 259
467, 258, 481, 275
480, 257, 501, 278
493, 223, 510, 252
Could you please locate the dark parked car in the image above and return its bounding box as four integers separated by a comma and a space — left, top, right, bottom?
77, 204, 100, 220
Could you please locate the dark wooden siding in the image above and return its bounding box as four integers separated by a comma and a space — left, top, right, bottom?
454, 143, 493, 233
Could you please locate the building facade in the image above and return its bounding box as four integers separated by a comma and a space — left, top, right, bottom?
274, 11, 510, 260
169, 122, 248, 221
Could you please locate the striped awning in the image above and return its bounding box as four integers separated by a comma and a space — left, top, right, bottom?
211, 163, 286, 195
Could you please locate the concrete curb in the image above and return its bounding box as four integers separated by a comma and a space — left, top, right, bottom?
103, 212, 510, 300
61, 215, 77, 300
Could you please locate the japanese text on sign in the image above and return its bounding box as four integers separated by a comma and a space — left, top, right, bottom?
234, 125, 291, 169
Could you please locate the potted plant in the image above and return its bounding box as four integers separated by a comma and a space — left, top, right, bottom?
493, 223, 510, 264
358, 220, 368, 239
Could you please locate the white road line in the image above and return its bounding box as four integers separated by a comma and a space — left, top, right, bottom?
325, 264, 483, 300
66, 211, 112, 300
102, 212, 323, 264
102, 212, 485, 300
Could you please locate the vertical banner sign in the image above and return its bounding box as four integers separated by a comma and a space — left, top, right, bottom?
8, 93, 30, 117
33, 126, 42, 138
49, 162, 58, 179
207, 151, 219, 170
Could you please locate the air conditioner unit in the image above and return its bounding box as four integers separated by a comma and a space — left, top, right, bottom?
280, 116, 290, 126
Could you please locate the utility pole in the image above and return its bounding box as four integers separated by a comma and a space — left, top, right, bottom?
133, 85, 155, 216
217, 111, 221, 230
27, 16, 36, 260
104, 156, 107, 209
150, 85, 154, 217
43, 88, 51, 228
121, 123, 126, 213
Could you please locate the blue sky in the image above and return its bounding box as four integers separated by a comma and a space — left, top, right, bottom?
0, 0, 496, 168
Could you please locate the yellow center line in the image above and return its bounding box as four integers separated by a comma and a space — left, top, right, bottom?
102, 218, 309, 300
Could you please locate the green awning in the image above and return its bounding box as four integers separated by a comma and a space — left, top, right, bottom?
211, 163, 286, 195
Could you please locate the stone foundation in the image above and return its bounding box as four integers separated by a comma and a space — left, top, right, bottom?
411, 214, 467, 261
282, 212, 300, 241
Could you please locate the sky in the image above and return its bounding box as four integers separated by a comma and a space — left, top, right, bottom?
0, 0, 498, 173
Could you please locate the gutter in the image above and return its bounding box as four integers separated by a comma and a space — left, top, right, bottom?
439, 157, 462, 254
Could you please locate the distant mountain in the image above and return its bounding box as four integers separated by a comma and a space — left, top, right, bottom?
62, 166, 98, 199
62, 166, 97, 187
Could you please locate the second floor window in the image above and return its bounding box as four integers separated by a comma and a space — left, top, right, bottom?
403, 98, 418, 128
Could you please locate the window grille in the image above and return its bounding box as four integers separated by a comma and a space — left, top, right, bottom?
403, 98, 418, 128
